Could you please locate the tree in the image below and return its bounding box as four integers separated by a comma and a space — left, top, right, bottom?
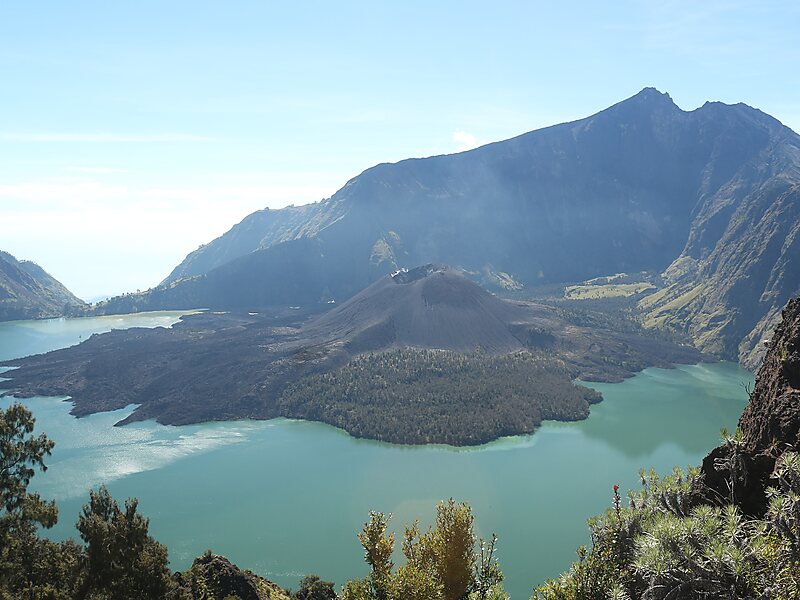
0, 402, 76, 598
76, 485, 174, 599
426, 498, 475, 600
0, 402, 57, 535
343, 499, 505, 600
295, 574, 337, 600
357, 511, 395, 600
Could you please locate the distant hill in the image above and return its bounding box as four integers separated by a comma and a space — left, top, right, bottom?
0, 251, 86, 321
98, 89, 800, 367
3, 265, 704, 445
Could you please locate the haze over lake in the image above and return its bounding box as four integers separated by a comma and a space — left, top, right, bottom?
0, 313, 753, 599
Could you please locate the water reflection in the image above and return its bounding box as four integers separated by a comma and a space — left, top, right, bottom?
575, 362, 752, 458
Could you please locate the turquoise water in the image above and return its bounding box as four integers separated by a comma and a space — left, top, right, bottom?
0, 311, 196, 362
0, 314, 754, 598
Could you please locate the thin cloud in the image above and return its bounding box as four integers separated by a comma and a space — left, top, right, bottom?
452, 130, 484, 152
0, 132, 216, 143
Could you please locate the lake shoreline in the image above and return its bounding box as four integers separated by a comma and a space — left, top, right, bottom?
1, 304, 709, 445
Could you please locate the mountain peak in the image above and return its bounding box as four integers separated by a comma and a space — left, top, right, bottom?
390, 264, 449, 284
621, 87, 676, 108
697, 99, 793, 134
635, 86, 673, 101
598, 87, 679, 119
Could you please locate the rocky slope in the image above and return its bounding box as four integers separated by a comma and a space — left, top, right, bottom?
176, 553, 292, 600
738, 297, 800, 453
700, 296, 800, 515
97, 89, 800, 368
2, 266, 704, 444
0, 250, 86, 321
640, 180, 800, 369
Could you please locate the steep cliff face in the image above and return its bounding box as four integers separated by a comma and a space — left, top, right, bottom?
0, 250, 86, 321
640, 182, 800, 367
637, 103, 800, 366
739, 297, 800, 452
700, 296, 800, 515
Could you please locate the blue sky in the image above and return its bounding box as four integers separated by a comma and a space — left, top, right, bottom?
1, 1, 798, 299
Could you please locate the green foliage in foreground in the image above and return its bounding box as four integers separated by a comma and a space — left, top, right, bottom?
1, 401, 509, 600
341, 499, 508, 600
76, 485, 174, 599
279, 349, 600, 445
534, 446, 800, 599
294, 575, 337, 600
6, 400, 800, 599
0, 402, 181, 599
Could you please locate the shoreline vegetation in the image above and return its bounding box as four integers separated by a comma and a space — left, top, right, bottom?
277, 348, 602, 446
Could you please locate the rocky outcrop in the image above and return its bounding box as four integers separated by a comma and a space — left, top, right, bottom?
699, 297, 800, 515
175, 553, 292, 600
739, 297, 800, 452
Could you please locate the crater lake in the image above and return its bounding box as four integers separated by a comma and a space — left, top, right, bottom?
0, 312, 753, 599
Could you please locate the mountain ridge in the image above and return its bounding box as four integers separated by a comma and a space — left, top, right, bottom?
98, 89, 800, 367
0, 250, 86, 322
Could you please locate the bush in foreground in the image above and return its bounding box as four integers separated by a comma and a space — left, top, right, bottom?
342, 499, 507, 600
535, 441, 800, 599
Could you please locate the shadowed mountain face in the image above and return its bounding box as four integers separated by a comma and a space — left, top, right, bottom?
3, 266, 703, 444
0, 251, 86, 321
100, 89, 800, 366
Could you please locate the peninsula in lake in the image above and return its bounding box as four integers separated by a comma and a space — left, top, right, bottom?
2, 265, 704, 445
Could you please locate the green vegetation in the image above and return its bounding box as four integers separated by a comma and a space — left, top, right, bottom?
76, 485, 174, 599
564, 282, 656, 301
5, 398, 800, 599
481, 268, 523, 291
0, 401, 294, 600
278, 349, 601, 445
0, 402, 80, 599
0, 399, 174, 599
294, 575, 337, 600
369, 238, 398, 269
534, 437, 800, 599
341, 499, 507, 600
